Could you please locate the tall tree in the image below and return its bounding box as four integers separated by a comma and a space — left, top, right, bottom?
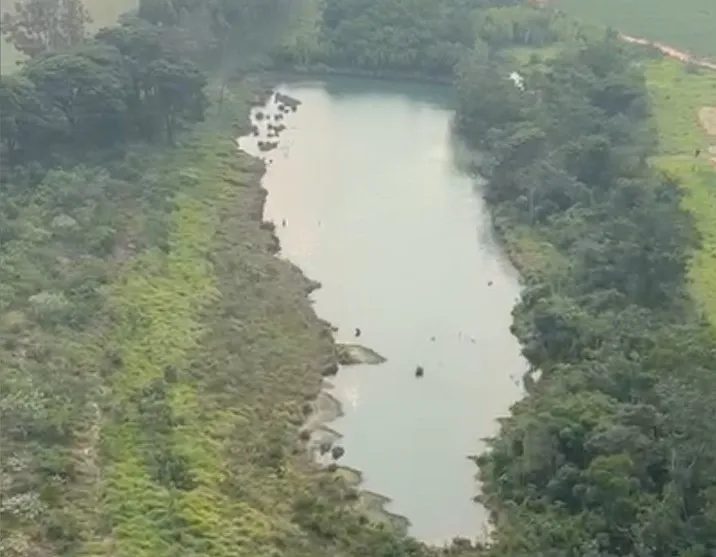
25, 44, 130, 143
0, 75, 59, 163
0, 0, 91, 58
146, 57, 207, 144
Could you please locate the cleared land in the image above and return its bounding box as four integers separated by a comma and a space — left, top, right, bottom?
643, 59, 716, 324
551, 0, 716, 60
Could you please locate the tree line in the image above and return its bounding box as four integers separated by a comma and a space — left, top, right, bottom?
283, 0, 716, 552
0, 0, 298, 167
454, 26, 716, 557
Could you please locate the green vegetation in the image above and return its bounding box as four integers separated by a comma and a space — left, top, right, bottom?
454, 26, 716, 553
642, 59, 716, 326
499, 18, 716, 335
645, 59, 716, 154
5, 0, 716, 556
0, 1, 434, 556
551, 0, 716, 59
274, 0, 519, 77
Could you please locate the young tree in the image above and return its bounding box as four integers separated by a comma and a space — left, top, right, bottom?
0, 0, 91, 58
146, 57, 207, 144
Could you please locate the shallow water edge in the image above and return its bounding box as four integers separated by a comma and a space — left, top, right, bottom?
237, 77, 525, 543
238, 83, 412, 533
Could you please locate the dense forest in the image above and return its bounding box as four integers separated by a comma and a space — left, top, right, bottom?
455, 36, 716, 554
2, 0, 716, 556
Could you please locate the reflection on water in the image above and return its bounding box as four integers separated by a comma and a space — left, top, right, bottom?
240, 77, 525, 544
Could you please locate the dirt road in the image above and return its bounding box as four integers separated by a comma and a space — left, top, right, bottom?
619, 33, 716, 71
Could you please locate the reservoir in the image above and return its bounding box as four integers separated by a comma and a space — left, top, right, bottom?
240, 77, 525, 544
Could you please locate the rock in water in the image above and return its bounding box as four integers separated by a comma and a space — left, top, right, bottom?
336, 343, 386, 365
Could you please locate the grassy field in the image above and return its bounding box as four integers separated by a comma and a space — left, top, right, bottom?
644, 58, 716, 324
644, 59, 716, 155
550, 0, 716, 60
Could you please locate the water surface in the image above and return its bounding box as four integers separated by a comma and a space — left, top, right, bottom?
241, 77, 525, 544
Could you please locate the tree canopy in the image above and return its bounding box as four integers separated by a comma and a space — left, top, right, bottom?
454, 29, 716, 556
2, 0, 716, 556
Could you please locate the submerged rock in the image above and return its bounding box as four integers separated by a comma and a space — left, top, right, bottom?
321, 362, 339, 376
336, 343, 387, 365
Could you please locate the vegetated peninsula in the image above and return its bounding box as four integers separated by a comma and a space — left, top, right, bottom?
1, 1, 716, 557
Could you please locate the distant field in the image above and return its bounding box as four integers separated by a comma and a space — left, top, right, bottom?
551, 0, 716, 59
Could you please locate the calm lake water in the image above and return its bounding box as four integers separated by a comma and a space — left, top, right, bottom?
240, 77, 526, 544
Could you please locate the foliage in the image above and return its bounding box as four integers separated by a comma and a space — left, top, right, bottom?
0, 86, 434, 557
0, 26, 207, 164
274, 0, 507, 76
643, 58, 716, 329
0, 0, 91, 58
454, 29, 716, 555
0, 4, 436, 557
5, 1, 716, 557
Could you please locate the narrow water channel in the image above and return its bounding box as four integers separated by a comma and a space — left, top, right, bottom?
239, 76, 526, 544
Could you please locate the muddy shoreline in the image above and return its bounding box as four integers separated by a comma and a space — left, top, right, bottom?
239, 84, 412, 533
